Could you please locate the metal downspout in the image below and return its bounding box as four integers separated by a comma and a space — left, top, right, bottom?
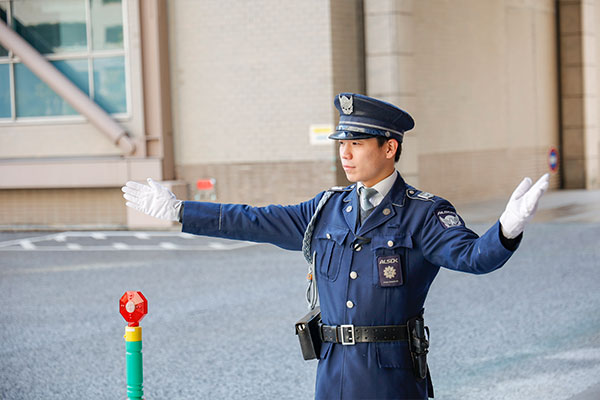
0, 19, 136, 155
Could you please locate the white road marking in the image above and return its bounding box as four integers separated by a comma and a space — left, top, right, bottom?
19, 240, 36, 250
0, 232, 257, 252
0, 232, 69, 248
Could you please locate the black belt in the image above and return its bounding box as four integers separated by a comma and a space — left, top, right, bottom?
321, 324, 408, 345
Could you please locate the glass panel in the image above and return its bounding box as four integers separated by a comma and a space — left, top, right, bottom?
15, 59, 88, 117
91, 0, 123, 50
0, 64, 10, 118
0, 2, 8, 57
13, 0, 87, 54
93, 56, 126, 114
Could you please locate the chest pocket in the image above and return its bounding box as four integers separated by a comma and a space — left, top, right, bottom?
315, 227, 349, 282
371, 234, 413, 287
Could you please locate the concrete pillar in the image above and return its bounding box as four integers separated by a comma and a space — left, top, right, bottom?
330, 0, 367, 186
559, 0, 600, 188
364, 0, 418, 185
140, 0, 176, 180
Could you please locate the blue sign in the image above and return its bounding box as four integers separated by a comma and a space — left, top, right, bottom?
548, 147, 559, 172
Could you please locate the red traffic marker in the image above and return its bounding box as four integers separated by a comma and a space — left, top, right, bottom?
196, 179, 215, 190
119, 291, 148, 327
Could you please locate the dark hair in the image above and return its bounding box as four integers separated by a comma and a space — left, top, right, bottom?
376, 136, 402, 162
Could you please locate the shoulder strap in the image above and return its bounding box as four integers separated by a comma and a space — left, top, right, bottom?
302, 189, 337, 310
302, 190, 335, 264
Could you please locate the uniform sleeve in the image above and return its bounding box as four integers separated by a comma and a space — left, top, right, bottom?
420, 199, 521, 274
180, 192, 324, 251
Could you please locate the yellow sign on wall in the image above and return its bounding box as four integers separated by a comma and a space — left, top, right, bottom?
309, 124, 334, 146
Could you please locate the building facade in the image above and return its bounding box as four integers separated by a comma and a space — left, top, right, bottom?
0, 0, 597, 229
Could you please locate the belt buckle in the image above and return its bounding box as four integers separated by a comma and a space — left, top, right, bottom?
340, 324, 355, 345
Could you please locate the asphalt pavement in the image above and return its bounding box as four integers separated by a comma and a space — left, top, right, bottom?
0, 189, 598, 399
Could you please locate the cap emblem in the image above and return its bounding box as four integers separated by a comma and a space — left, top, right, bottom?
339, 95, 353, 115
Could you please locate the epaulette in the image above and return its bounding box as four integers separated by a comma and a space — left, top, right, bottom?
327, 184, 355, 192
406, 188, 435, 202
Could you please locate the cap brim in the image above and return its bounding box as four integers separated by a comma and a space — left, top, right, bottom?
328, 130, 375, 140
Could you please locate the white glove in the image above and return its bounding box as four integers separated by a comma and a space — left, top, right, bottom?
122, 178, 182, 222
499, 173, 550, 239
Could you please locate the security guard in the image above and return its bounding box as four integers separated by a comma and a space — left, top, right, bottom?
122, 93, 549, 399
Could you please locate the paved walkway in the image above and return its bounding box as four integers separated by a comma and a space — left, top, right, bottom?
460, 189, 600, 400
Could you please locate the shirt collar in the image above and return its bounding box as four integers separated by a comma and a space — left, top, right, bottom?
357, 169, 398, 207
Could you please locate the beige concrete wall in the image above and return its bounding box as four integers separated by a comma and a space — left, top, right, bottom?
168, 0, 365, 203
168, 0, 335, 166
0, 188, 126, 229
592, 0, 600, 188
177, 160, 335, 206
559, 0, 600, 189
364, 0, 560, 202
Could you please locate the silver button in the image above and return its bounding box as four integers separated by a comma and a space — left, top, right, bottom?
355, 245, 362, 252
387, 240, 394, 247
383, 208, 391, 216
350, 271, 358, 279
346, 205, 353, 212
326, 233, 331, 239
346, 300, 354, 309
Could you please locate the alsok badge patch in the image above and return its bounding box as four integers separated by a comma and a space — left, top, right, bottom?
377, 255, 403, 287
436, 210, 463, 229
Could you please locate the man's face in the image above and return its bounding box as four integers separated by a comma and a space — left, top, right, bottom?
338, 138, 397, 187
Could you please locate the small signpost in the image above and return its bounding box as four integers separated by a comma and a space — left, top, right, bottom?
119, 291, 148, 400
548, 147, 559, 173
195, 178, 216, 201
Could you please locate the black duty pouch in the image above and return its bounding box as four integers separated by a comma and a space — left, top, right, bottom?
407, 314, 435, 397
295, 306, 322, 360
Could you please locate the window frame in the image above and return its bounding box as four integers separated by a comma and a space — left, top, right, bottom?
0, 0, 131, 125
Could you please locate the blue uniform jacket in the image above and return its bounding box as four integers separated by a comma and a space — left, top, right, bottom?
181, 174, 519, 399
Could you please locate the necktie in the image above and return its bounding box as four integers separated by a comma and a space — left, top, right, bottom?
359, 186, 378, 223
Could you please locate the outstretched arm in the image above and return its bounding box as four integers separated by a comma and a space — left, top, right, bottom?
422, 173, 550, 274
122, 178, 320, 251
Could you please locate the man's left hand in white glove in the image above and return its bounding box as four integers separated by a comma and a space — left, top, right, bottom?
499, 173, 550, 240
122, 178, 182, 222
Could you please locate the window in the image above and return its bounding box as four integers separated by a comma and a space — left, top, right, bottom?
0, 0, 128, 120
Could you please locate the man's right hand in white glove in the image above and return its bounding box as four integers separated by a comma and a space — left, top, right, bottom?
499, 173, 550, 239
122, 178, 182, 222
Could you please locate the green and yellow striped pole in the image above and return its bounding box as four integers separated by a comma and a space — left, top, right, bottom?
125, 325, 144, 399
119, 291, 148, 400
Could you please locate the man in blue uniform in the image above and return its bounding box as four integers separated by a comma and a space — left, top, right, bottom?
122, 93, 549, 399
